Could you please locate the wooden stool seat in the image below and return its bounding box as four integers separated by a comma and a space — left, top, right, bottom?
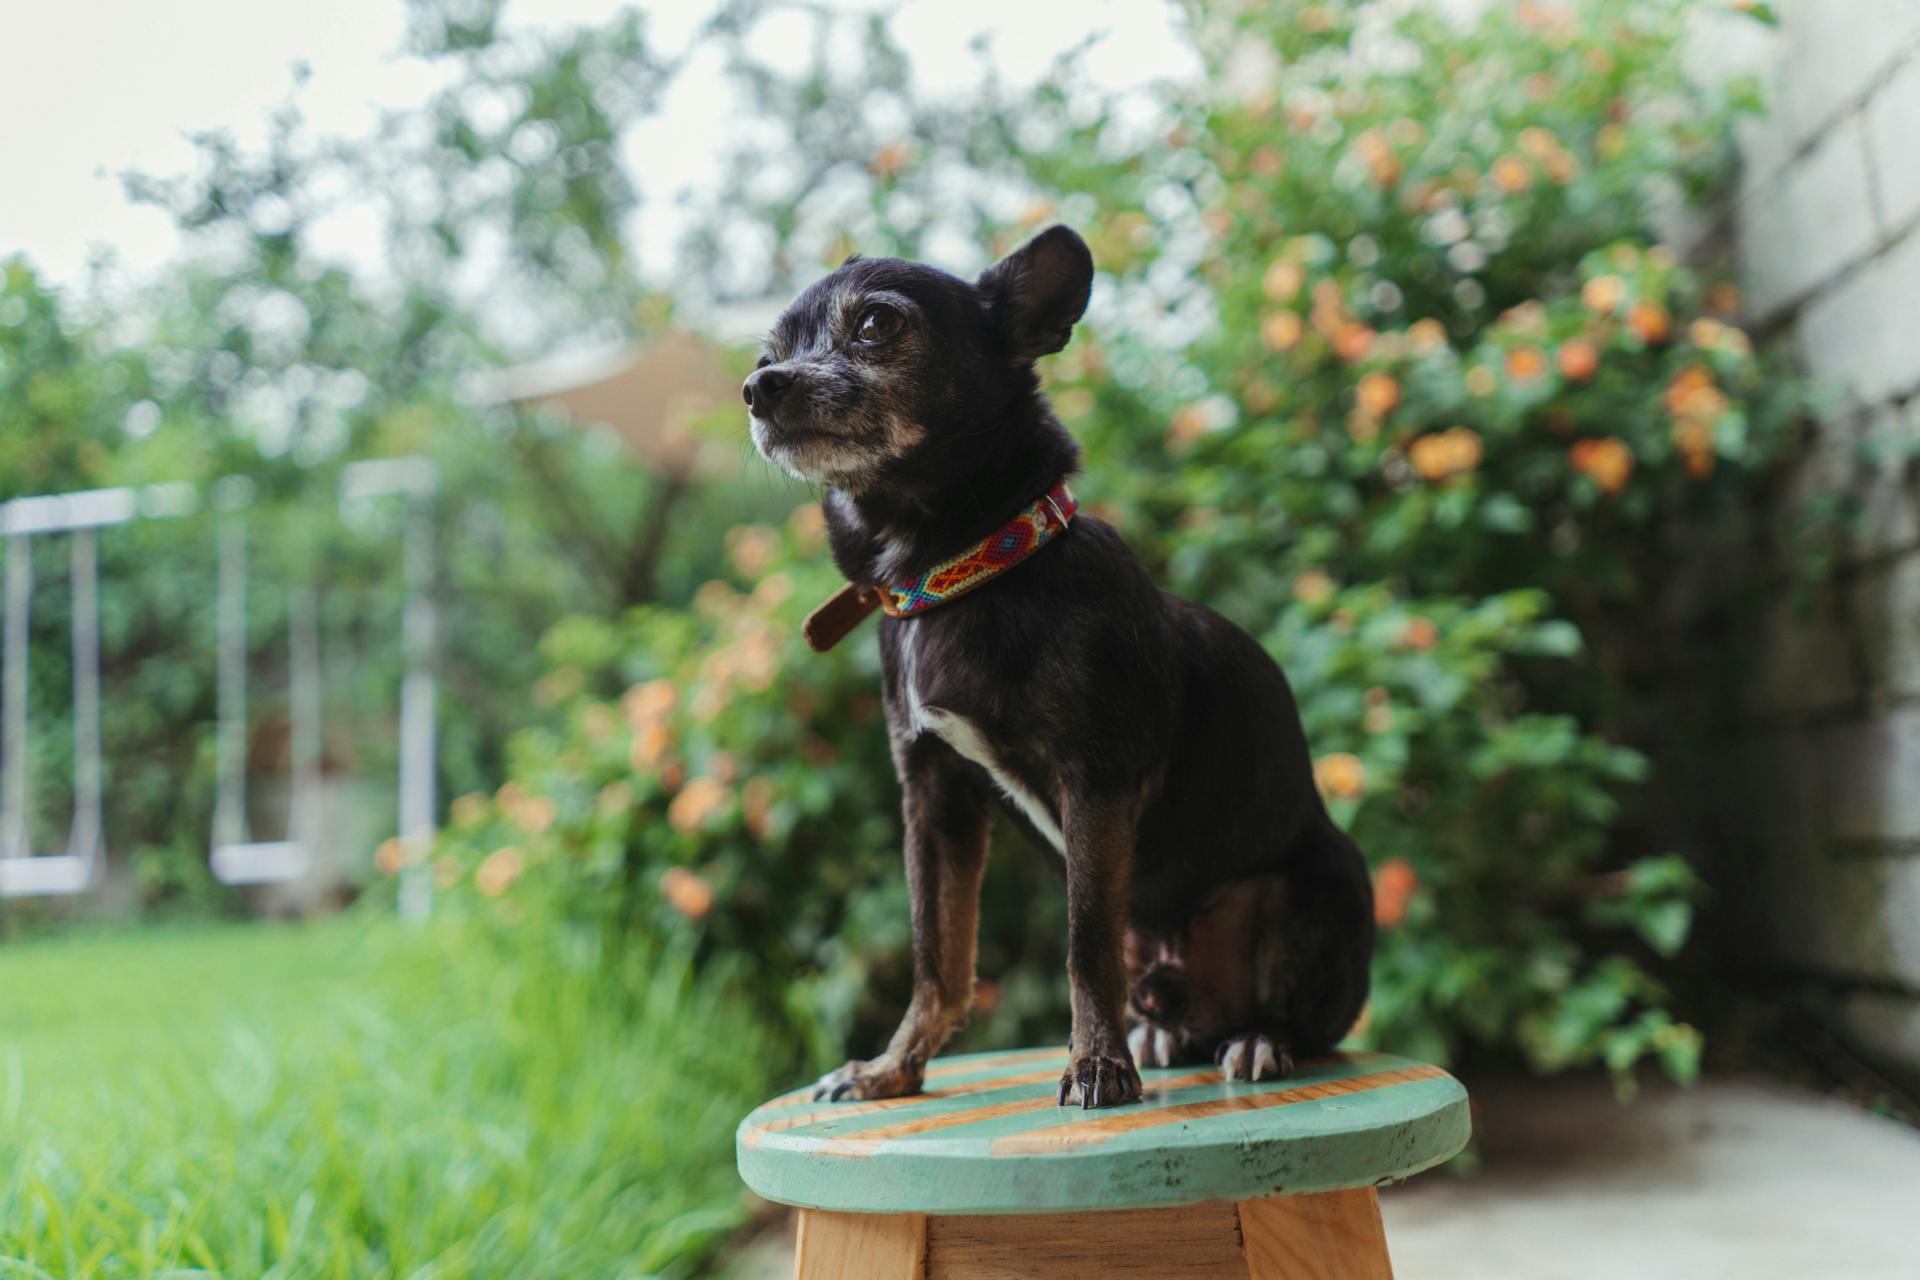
736, 1047, 1470, 1278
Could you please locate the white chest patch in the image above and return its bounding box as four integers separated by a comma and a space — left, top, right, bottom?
899, 633, 1066, 855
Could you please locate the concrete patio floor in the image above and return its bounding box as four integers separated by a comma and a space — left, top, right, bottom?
730, 1074, 1920, 1278
1381, 1075, 1920, 1279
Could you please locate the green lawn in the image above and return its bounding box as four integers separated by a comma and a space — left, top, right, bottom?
0, 917, 781, 1279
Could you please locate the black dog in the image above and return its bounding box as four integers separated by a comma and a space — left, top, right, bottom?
745, 225, 1373, 1108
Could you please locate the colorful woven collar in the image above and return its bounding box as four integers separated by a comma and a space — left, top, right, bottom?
800, 480, 1079, 652
877, 480, 1078, 617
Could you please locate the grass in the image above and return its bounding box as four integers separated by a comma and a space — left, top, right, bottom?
0, 916, 784, 1278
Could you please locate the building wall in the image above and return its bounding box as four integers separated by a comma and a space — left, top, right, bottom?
1728, 0, 1920, 1075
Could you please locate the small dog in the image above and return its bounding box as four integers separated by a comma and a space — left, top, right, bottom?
746, 225, 1373, 1108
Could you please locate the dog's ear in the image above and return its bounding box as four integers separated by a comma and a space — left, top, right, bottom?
977, 224, 1093, 362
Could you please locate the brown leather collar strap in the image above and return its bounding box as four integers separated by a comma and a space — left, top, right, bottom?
802, 582, 883, 653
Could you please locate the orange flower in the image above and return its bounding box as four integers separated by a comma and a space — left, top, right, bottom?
1355, 372, 1401, 418
1374, 857, 1418, 927
1166, 402, 1211, 452
1705, 282, 1742, 317
1569, 437, 1634, 495
741, 776, 775, 840
1464, 366, 1497, 397
725, 524, 779, 577
1627, 300, 1671, 343
1555, 340, 1599, 383
1581, 274, 1626, 315
1354, 129, 1401, 188
1401, 617, 1440, 650
511, 794, 557, 835
1291, 570, 1336, 606
476, 846, 524, 898
667, 776, 731, 833
1249, 147, 1285, 179
789, 502, 827, 553
1491, 155, 1533, 195
1261, 310, 1304, 352
1500, 300, 1548, 334
374, 837, 409, 877
1408, 318, 1448, 353
1688, 317, 1752, 357
1517, 127, 1560, 159
1333, 325, 1375, 363
1672, 420, 1716, 478
630, 720, 672, 771
1663, 364, 1714, 415
622, 679, 677, 729
1263, 259, 1305, 302
1314, 753, 1368, 801
660, 866, 716, 920
1408, 428, 1484, 482
868, 141, 913, 177
450, 792, 489, 827
1505, 345, 1548, 381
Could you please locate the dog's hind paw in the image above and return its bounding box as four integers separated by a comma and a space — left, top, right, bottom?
1216, 1032, 1292, 1082
810, 1056, 923, 1103
1057, 1051, 1143, 1109
1126, 1021, 1184, 1069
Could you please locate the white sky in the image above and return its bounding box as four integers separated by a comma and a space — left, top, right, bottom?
0, 0, 1195, 296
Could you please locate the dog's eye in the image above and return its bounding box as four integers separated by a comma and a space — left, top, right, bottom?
755, 354, 772, 369
854, 307, 901, 346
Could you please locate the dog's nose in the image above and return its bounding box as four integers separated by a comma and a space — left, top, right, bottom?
743, 366, 794, 413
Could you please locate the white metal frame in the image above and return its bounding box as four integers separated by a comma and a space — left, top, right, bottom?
0, 466, 437, 910
341, 457, 438, 922
0, 485, 193, 897
208, 478, 326, 887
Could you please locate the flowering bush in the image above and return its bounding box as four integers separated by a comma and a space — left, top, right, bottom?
428, 0, 1800, 1087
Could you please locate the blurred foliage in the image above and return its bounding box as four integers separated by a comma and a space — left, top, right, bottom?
6, 0, 1808, 1097
431, 0, 1804, 1093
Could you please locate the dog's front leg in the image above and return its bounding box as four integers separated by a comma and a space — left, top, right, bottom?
1058, 791, 1145, 1108
812, 743, 991, 1102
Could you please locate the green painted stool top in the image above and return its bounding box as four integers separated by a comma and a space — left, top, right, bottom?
736, 1047, 1470, 1216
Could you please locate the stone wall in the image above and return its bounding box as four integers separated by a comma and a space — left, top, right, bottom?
1725, 0, 1920, 1077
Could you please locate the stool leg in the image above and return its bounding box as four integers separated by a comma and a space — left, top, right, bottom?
794, 1209, 927, 1280
1237, 1188, 1394, 1280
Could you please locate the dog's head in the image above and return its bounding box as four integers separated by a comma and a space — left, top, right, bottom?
744, 225, 1092, 493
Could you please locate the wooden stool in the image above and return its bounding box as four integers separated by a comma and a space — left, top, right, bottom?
737, 1047, 1470, 1279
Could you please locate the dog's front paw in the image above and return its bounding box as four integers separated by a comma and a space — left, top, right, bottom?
1216, 1032, 1293, 1082
1057, 1050, 1143, 1109
810, 1056, 923, 1103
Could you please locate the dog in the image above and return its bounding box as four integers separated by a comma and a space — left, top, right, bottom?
745, 224, 1374, 1109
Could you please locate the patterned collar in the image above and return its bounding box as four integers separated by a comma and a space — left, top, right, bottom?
800, 481, 1079, 652
876, 480, 1078, 617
